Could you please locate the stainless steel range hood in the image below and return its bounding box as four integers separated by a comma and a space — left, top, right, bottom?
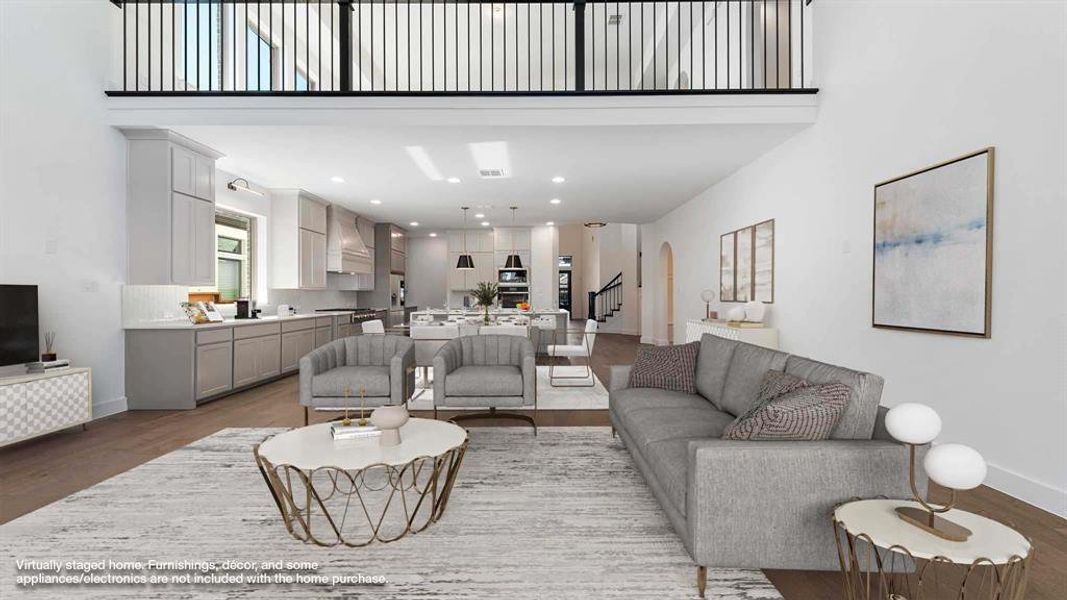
326, 204, 373, 274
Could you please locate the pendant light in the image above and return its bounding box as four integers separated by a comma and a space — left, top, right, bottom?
504, 206, 524, 269
456, 207, 475, 270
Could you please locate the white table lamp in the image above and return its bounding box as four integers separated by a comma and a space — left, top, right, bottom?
884, 403, 986, 542
700, 289, 716, 320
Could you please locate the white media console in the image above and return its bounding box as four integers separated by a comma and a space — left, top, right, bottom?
0, 367, 92, 447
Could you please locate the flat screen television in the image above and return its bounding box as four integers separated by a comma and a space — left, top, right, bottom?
0, 285, 39, 366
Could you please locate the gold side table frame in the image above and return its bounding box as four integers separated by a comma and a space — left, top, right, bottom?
831, 501, 1032, 600
254, 434, 468, 547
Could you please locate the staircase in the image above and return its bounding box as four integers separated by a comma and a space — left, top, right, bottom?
588, 273, 623, 323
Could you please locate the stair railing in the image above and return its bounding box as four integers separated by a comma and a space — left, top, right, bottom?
588, 272, 622, 322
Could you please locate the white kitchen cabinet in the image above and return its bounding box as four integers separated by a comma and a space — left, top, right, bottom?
281, 329, 316, 373
170, 192, 216, 286
448, 251, 494, 289
447, 229, 493, 253
495, 250, 532, 268
494, 227, 531, 252
195, 341, 233, 399
234, 334, 281, 387
272, 190, 329, 289
125, 129, 222, 286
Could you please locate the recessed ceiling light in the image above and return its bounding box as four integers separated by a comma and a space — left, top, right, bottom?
546, 221, 555, 226
447, 177, 461, 184
330, 176, 345, 183
409, 222, 419, 227
429, 232, 438, 237
370, 199, 382, 205
474, 213, 485, 219
481, 221, 490, 227
552, 176, 566, 183
550, 198, 562, 205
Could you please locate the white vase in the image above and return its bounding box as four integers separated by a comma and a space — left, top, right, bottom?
743, 301, 766, 323
370, 405, 409, 446
726, 306, 747, 322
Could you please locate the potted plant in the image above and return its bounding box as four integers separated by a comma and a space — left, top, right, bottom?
470, 281, 499, 324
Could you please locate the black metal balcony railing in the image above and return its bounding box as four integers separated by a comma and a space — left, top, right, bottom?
108, 0, 814, 95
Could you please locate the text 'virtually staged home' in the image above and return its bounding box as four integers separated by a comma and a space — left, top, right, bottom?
1, 0, 1064, 598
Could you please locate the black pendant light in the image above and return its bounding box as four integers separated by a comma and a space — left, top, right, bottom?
504, 206, 524, 269
456, 207, 475, 270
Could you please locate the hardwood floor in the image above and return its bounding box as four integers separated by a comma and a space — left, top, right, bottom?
2, 330, 1064, 598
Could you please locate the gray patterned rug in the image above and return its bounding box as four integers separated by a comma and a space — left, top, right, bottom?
0, 427, 781, 599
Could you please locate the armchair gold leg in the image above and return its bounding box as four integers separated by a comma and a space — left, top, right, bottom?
697, 566, 707, 598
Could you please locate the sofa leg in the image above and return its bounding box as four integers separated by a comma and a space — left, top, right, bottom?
304, 406, 309, 427
696, 566, 707, 598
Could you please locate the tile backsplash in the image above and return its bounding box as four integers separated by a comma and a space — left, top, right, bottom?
267, 289, 363, 313
122, 285, 188, 326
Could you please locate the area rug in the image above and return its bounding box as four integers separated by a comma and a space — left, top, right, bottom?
0, 427, 780, 599
408, 365, 608, 410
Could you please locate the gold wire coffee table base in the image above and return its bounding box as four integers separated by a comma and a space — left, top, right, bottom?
832, 506, 1032, 599
254, 439, 467, 547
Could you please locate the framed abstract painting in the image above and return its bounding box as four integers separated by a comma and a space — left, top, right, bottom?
720, 232, 736, 302
872, 148, 994, 337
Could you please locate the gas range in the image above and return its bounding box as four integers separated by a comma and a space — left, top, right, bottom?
315, 308, 386, 323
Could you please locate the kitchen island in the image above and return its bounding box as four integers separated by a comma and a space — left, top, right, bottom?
408, 308, 570, 351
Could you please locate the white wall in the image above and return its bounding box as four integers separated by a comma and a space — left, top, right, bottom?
215, 168, 272, 304
0, 1, 128, 416
596, 224, 641, 335
406, 237, 449, 310
642, 1, 1067, 515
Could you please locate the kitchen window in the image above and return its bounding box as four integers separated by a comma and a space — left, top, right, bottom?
214, 210, 255, 303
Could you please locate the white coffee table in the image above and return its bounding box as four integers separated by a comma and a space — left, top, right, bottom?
254, 418, 468, 547
832, 499, 1032, 599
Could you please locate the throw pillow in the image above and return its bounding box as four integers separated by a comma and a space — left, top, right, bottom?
723, 370, 850, 441
627, 341, 700, 394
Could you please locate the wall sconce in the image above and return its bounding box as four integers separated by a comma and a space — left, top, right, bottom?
226, 178, 264, 197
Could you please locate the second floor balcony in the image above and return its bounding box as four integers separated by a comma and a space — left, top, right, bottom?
108, 0, 816, 96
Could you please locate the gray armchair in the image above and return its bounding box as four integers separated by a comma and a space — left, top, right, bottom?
432, 335, 537, 434
299, 335, 415, 425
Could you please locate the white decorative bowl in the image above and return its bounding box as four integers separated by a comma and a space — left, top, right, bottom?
726, 306, 747, 322
370, 405, 409, 446
743, 301, 766, 323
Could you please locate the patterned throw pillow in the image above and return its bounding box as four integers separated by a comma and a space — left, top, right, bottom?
723, 370, 851, 441
627, 342, 700, 394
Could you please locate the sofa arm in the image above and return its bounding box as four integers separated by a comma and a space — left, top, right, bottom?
609, 365, 632, 392
685, 439, 923, 570
298, 340, 345, 407
522, 349, 537, 408
390, 342, 416, 405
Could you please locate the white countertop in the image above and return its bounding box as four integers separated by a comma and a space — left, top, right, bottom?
412, 309, 568, 315
124, 311, 357, 331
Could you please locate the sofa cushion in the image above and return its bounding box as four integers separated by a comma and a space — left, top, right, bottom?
614, 390, 735, 448
722, 378, 851, 441
720, 343, 790, 417
628, 341, 700, 393
695, 334, 739, 409
610, 387, 715, 417
312, 365, 391, 397
784, 355, 884, 440
446, 365, 523, 397
644, 437, 692, 516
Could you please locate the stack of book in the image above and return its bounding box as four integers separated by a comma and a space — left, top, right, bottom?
330, 421, 381, 440
25, 359, 71, 374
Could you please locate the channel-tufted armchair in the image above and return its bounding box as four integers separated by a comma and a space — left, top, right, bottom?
432, 335, 537, 434
299, 334, 415, 425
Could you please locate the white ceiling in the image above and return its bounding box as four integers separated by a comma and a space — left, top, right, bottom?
175, 123, 804, 233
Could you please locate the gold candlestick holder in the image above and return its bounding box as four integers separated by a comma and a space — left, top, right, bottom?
341, 387, 352, 426
357, 386, 368, 427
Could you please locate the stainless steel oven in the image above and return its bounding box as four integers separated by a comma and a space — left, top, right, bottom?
498, 268, 528, 284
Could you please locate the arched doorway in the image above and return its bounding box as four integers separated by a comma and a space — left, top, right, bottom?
660, 243, 675, 345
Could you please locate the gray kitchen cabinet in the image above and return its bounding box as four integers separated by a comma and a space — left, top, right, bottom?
195, 341, 233, 399
390, 247, 406, 274
233, 334, 281, 387
315, 326, 332, 347
124, 129, 222, 286
281, 329, 316, 373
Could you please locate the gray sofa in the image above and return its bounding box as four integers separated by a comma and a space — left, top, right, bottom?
609, 334, 925, 596
299, 335, 415, 425
433, 335, 538, 433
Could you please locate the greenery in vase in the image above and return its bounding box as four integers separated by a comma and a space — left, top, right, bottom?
470, 281, 499, 323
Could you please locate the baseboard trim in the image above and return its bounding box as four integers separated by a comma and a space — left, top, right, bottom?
985, 462, 1066, 518
640, 336, 669, 346
93, 396, 128, 419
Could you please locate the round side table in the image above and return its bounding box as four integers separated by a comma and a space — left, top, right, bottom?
832, 499, 1032, 599
254, 418, 468, 547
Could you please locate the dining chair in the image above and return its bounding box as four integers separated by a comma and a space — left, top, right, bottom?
361, 319, 385, 335
545, 319, 598, 387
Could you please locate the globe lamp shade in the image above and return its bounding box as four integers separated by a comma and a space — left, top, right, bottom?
924, 444, 987, 491
885, 403, 942, 445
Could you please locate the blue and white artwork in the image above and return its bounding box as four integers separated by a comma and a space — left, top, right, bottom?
873, 149, 993, 337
